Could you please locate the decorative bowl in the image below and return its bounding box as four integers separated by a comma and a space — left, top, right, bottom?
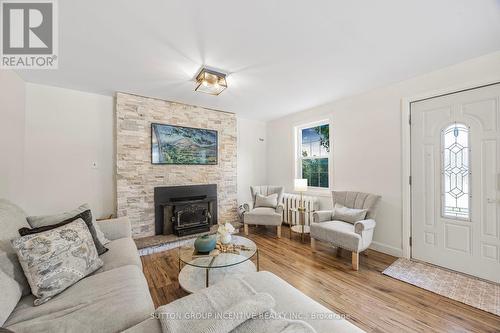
194, 235, 216, 253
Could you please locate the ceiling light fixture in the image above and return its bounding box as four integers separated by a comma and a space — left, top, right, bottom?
195, 68, 227, 95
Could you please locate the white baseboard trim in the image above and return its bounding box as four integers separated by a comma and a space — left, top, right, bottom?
369, 241, 403, 257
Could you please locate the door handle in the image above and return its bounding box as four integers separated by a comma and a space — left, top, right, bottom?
487, 198, 499, 204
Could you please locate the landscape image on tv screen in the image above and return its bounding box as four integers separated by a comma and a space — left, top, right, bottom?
151, 123, 218, 165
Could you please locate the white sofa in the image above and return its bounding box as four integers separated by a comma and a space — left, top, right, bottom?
0, 199, 155, 333
1, 199, 364, 333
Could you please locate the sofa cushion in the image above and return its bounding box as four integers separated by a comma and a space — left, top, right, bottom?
26, 204, 108, 255
11, 219, 104, 306
94, 222, 110, 245
0, 268, 22, 326
95, 217, 132, 241
310, 221, 361, 252
4, 265, 155, 333
244, 207, 281, 226
97, 237, 142, 273
0, 200, 31, 295
242, 271, 364, 333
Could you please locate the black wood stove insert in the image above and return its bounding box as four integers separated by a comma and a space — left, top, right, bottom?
154, 184, 217, 236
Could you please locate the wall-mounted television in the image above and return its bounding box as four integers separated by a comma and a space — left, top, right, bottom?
151, 123, 218, 165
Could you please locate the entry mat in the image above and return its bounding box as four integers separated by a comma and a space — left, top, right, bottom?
383, 258, 499, 316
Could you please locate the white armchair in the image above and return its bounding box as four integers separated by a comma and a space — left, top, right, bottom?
310, 191, 381, 270
242, 185, 284, 238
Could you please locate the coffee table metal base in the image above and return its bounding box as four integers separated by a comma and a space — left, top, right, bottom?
178, 260, 256, 293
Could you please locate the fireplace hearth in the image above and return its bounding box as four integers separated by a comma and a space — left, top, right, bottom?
154, 185, 217, 236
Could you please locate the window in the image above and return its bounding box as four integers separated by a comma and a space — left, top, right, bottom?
297, 122, 330, 188
442, 123, 470, 220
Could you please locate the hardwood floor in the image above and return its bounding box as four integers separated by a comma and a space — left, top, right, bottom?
140, 225, 500, 333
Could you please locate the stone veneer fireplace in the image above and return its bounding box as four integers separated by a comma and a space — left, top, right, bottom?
115, 92, 238, 238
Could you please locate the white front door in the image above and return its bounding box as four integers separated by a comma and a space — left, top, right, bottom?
411, 83, 500, 283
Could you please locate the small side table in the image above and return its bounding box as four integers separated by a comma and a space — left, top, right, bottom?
289, 208, 313, 242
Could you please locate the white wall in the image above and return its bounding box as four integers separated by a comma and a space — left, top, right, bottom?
0, 70, 26, 205
5, 82, 266, 219
237, 118, 267, 204
267, 51, 500, 256
23, 84, 115, 218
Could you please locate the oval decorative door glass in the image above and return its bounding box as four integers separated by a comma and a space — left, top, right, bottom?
442, 123, 470, 220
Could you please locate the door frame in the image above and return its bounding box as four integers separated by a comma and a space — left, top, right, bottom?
401, 78, 500, 259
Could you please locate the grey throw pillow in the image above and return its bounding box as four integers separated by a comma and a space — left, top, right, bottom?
11, 218, 103, 306
254, 193, 278, 208
25, 204, 108, 255
0, 269, 22, 326
333, 203, 368, 223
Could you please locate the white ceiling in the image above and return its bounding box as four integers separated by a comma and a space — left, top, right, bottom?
16, 0, 500, 120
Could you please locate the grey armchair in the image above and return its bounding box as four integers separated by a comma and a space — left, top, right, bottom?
310, 191, 381, 270
242, 185, 284, 238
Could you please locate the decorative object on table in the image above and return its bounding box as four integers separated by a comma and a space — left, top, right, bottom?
310, 191, 381, 271
151, 123, 218, 165
242, 185, 284, 238
192, 248, 220, 258
193, 234, 217, 253
215, 240, 253, 255
217, 222, 235, 244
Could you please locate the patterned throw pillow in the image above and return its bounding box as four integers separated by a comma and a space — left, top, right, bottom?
332, 203, 368, 223
254, 193, 278, 208
11, 219, 103, 306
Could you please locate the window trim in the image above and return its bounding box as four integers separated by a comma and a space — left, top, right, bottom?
440, 122, 471, 221
294, 119, 332, 192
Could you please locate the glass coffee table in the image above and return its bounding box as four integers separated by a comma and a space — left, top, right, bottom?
178, 235, 259, 293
